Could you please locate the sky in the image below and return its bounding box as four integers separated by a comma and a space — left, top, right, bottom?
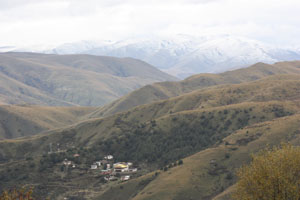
0, 0, 300, 47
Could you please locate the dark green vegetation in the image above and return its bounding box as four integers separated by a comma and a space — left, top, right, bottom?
0, 61, 299, 199
0, 52, 176, 106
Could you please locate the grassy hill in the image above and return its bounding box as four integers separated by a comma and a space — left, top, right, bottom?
123, 114, 300, 200
0, 52, 177, 106
1, 74, 298, 153
0, 105, 96, 139
89, 61, 300, 118
0, 62, 300, 199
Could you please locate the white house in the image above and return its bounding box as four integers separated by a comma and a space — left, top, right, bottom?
95, 161, 102, 167
121, 175, 130, 181
91, 164, 98, 169
104, 155, 114, 160
63, 159, 72, 166
129, 168, 138, 172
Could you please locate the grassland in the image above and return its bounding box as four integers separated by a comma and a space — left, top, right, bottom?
0, 61, 300, 199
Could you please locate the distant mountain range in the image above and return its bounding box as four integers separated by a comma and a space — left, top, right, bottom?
18, 35, 300, 78
3, 35, 300, 78
0, 52, 176, 106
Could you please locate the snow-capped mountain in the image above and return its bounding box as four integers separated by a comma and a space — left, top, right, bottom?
47, 40, 114, 54
9, 34, 300, 78
47, 35, 300, 78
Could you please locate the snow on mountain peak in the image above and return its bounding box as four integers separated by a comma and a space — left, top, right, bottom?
3, 34, 300, 78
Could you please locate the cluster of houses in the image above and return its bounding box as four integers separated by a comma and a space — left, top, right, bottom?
61, 154, 137, 182
91, 155, 138, 182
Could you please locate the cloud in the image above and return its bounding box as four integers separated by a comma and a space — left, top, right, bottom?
0, 0, 299, 47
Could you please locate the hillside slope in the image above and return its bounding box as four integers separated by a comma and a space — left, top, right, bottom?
89, 61, 300, 118
0, 72, 299, 199
1, 101, 298, 199
1, 75, 299, 156
0, 105, 95, 139
0, 52, 177, 106
127, 114, 300, 200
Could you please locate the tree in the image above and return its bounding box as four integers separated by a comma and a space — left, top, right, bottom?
178, 160, 183, 165
0, 187, 34, 200
233, 144, 300, 200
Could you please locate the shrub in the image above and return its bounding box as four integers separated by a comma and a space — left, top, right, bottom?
0, 187, 34, 200
233, 144, 300, 200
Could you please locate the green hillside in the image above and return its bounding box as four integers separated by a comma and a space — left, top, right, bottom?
0, 52, 177, 106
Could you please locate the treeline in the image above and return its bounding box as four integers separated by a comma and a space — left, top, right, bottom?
92, 104, 292, 167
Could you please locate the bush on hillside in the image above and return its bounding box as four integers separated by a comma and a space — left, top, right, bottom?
233, 144, 300, 200
0, 187, 34, 200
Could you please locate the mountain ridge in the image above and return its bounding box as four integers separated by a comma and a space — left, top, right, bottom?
88, 61, 300, 118
0, 52, 177, 106
45, 35, 300, 78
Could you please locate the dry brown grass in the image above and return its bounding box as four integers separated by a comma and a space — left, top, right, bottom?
90, 61, 300, 118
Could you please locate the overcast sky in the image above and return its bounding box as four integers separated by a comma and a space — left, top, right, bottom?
0, 0, 299, 47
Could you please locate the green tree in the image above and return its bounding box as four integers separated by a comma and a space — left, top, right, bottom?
233, 144, 300, 200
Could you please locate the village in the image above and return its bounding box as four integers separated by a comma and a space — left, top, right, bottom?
62, 154, 138, 182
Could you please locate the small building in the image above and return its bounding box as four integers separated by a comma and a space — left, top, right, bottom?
107, 164, 111, 169
121, 175, 130, 181
95, 161, 102, 167
114, 162, 129, 172
129, 168, 138, 172
104, 176, 118, 181
63, 159, 72, 166
104, 155, 114, 160
73, 154, 80, 158
91, 164, 98, 169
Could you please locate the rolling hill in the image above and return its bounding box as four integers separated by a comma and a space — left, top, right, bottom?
0, 52, 177, 106
0, 61, 299, 199
88, 61, 300, 118
100, 114, 300, 200
0, 105, 96, 139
